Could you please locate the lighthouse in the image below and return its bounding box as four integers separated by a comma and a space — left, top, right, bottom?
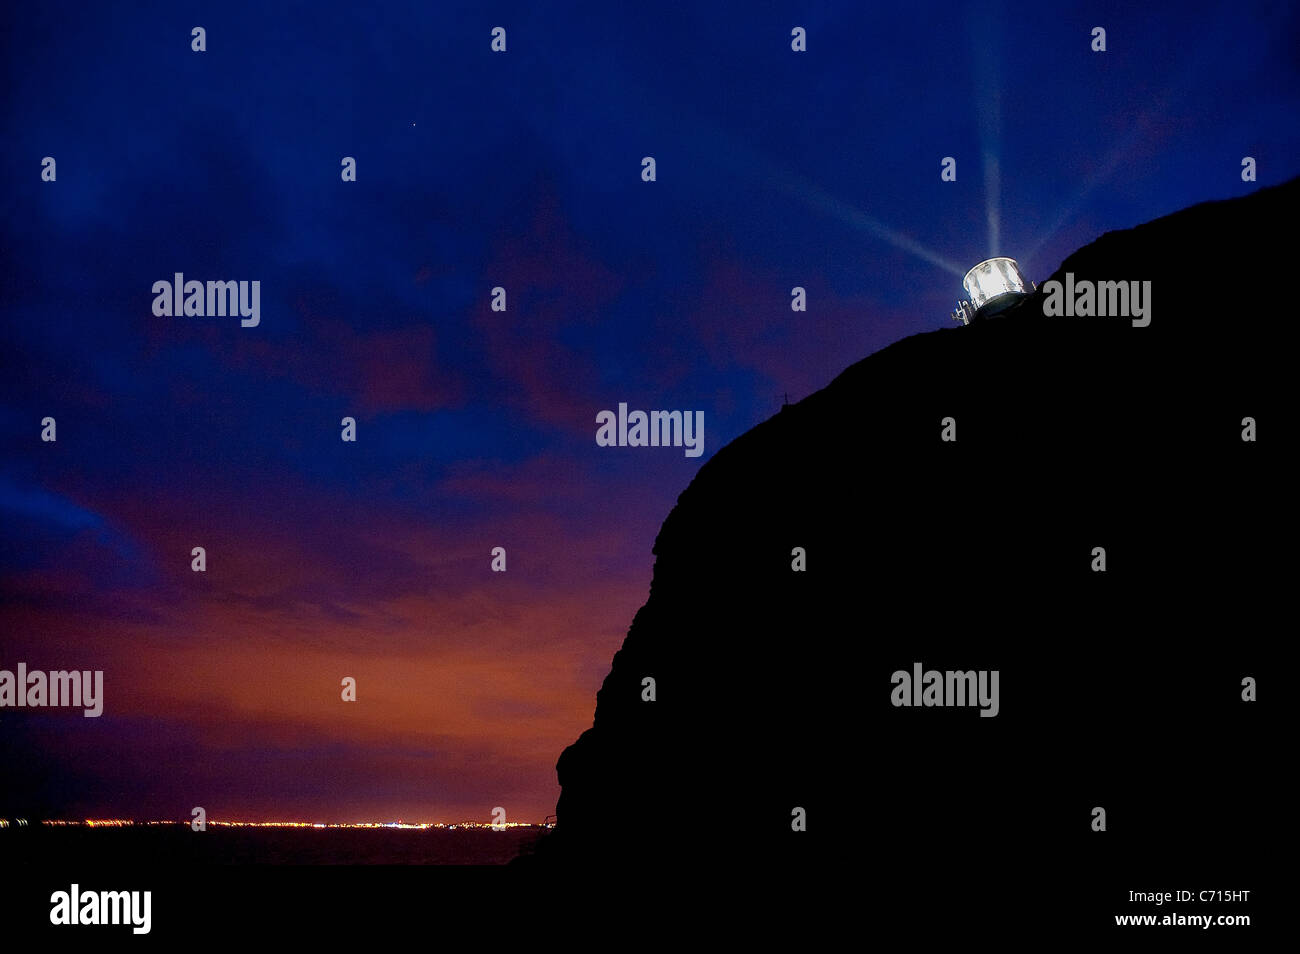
950, 257, 1034, 324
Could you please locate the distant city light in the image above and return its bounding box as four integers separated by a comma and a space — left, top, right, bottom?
12, 818, 555, 830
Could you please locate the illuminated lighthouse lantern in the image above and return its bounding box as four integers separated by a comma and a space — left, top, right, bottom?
950, 257, 1034, 324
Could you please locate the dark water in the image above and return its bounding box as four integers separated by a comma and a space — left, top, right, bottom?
0, 825, 547, 865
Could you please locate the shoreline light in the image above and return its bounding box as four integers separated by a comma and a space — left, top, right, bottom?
18, 818, 555, 830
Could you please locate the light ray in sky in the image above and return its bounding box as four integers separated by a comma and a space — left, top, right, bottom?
682, 112, 967, 278
970, 1, 1003, 258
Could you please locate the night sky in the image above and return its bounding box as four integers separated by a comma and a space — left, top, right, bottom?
3, 2, 1298, 823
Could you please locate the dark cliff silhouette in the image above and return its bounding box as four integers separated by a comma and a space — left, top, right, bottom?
518, 180, 1289, 928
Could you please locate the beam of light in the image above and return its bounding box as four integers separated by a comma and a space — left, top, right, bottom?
679, 114, 967, 278
970, 1, 1003, 259
1021, 130, 1137, 264
983, 151, 1001, 258
777, 174, 968, 277
1020, 4, 1283, 266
